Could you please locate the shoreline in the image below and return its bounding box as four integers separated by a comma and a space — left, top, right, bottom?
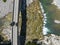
39, 2, 49, 35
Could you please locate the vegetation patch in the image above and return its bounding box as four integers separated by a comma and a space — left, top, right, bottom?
3, 0, 7, 2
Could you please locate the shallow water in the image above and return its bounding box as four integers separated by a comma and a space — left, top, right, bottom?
40, 0, 60, 35
53, 0, 60, 8
47, 0, 60, 35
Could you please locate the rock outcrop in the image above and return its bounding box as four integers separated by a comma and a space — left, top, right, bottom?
37, 34, 60, 45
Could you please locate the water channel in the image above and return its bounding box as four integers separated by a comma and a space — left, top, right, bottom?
40, 0, 60, 35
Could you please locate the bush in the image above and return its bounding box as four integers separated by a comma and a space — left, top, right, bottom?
3, 0, 7, 2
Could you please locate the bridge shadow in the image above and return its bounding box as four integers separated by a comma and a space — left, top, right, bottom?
18, 0, 27, 45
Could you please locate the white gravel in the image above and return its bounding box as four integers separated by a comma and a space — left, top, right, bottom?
0, 0, 13, 18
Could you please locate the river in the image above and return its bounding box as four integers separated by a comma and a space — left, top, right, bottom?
40, 0, 60, 35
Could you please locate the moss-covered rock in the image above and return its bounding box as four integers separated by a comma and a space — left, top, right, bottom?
26, 0, 43, 42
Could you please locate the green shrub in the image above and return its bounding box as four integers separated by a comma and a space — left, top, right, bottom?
3, 0, 7, 2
